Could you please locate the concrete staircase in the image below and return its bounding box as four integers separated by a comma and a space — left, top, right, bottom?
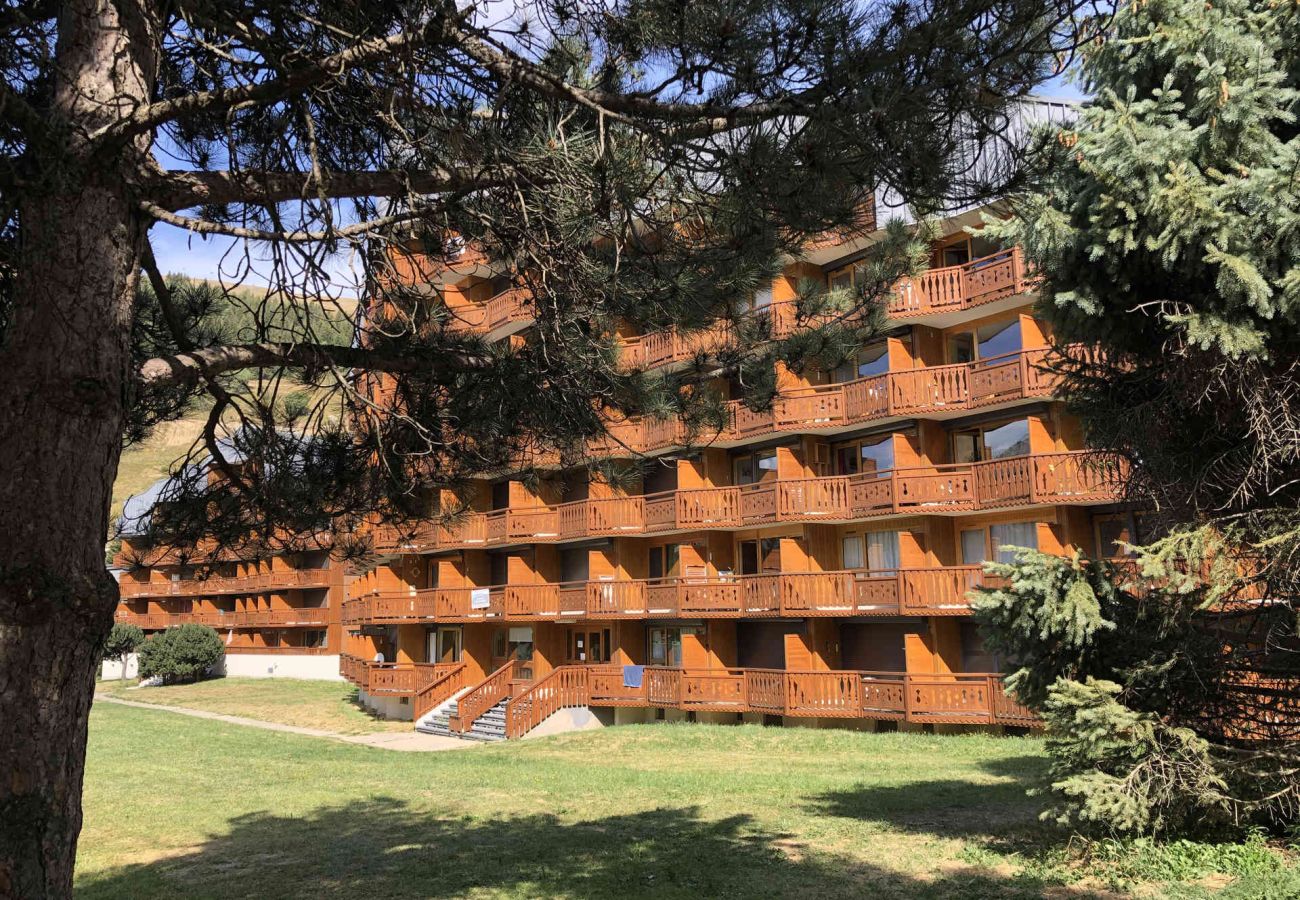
416, 696, 507, 742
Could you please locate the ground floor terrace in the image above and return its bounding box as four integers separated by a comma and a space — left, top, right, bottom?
341, 613, 1030, 737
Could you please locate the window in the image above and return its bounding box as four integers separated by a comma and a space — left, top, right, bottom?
866, 531, 901, 572
960, 529, 987, 565
952, 419, 1031, 463
490, 480, 510, 510
752, 285, 773, 310
834, 436, 894, 477
976, 319, 1022, 361
734, 449, 778, 485
303, 630, 327, 648
948, 333, 975, 365
560, 548, 589, 583
1096, 515, 1135, 557
737, 538, 782, 574
490, 552, 510, 586
648, 626, 704, 667
941, 240, 971, 268
829, 269, 853, 291
983, 419, 1031, 459
648, 544, 680, 580
859, 437, 894, 475
834, 343, 890, 383
989, 522, 1038, 563
841, 534, 864, 570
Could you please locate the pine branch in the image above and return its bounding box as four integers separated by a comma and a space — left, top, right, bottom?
148, 166, 513, 211
138, 342, 491, 388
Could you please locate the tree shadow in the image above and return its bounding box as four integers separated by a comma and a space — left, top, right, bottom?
76, 796, 1088, 900
806, 754, 1055, 849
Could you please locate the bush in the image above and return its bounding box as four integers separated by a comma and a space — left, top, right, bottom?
137, 624, 224, 683
103, 622, 144, 680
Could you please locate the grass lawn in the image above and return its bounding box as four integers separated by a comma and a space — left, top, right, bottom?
94, 677, 411, 734
77, 703, 1298, 899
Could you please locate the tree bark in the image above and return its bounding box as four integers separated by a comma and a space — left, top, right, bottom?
0, 2, 155, 897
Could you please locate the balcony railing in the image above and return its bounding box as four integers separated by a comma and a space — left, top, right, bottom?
485, 664, 1037, 738
343, 565, 1004, 626
533, 346, 1059, 468
115, 606, 330, 629
339, 653, 464, 701
359, 452, 1121, 558
118, 568, 332, 599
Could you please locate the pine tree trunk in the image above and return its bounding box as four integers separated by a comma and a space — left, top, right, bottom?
0, 2, 156, 896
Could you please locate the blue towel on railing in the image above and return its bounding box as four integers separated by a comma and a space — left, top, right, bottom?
623, 665, 645, 689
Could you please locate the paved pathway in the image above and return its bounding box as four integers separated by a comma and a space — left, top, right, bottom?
93, 695, 477, 752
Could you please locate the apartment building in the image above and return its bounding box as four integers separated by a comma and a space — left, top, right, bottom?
340, 189, 1131, 740
111, 477, 347, 680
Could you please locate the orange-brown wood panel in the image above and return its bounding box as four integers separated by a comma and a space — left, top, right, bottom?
784, 631, 814, 670
707, 621, 738, 668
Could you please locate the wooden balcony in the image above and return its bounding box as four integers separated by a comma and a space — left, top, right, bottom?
339, 653, 463, 699
635, 667, 1035, 725
483, 287, 533, 336
485, 663, 1033, 738
353, 451, 1122, 565
342, 565, 997, 626
114, 606, 330, 629
117, 568, 332, 599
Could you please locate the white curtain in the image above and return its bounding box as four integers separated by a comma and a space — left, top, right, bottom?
990, 522, 1038, 563
866, 531, 901, 572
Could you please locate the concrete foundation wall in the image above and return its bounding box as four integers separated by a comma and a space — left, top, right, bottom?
100, 653, 139, 680
357, 690, 413, 721
218, 653, 343, 681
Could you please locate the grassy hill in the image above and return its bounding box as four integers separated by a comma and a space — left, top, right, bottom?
112, 277, 356, 521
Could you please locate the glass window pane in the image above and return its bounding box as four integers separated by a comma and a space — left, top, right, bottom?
739, 541, 759, 576
756, 451, 779, 473
990, 522, 1038, 563
734, 456, 756, 485
866, 531, 900, 572
648, 547, 664, 580
841, 535, 863, 570
983, 419, 1031, 459
752, 285, 773, 309
835, 446, 859, 476
1097, 518, 1132, 557
949, 334, 975, 364
856, 344, 890, 378
976, 320, 1022, 361
859, 438, 894, 475
960, 529, 987, 565
954, 431, 980, 463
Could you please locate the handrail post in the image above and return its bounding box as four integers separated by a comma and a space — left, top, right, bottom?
902, 673, 913, 723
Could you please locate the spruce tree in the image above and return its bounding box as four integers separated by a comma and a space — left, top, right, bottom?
978, 0, 1300, 835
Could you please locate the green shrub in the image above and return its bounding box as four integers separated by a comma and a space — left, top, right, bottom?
137, 624, 224, 683
102, 622, 145, 680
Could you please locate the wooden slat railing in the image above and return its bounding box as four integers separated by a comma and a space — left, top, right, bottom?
413, 662, 468, 720
450, 659, 525, 733
505, 666, 590, 738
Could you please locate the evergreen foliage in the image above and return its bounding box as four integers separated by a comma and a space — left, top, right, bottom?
978, 0, 1300, 837
137, 625, 225, 684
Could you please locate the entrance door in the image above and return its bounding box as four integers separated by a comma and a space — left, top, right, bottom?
428, 626, 461, 664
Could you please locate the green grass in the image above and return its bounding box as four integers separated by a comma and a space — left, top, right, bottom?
76, 704, 1299, 899
95, 677, 410, 734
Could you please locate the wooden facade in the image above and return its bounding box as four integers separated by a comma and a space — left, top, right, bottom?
337, 225, 1133, 738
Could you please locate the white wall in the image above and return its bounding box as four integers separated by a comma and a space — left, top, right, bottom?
100, 653, 139, 680
218, 653, 343, 681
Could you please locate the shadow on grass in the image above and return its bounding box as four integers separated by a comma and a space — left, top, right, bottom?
807, 755, 1054, 846
76, 798, 1084, 900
